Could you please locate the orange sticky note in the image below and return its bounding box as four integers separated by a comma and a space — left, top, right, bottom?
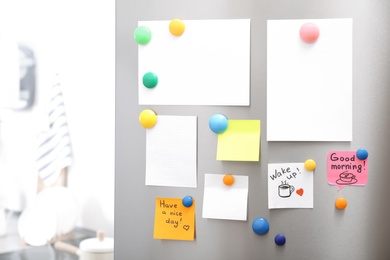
153, 198, 195, 241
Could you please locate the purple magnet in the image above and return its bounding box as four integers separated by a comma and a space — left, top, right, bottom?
274, 234, 286, 246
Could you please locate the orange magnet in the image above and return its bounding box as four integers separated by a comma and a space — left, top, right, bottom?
335, 197, 348, 210
223, 174, 234, 186
169, 19, 185, 36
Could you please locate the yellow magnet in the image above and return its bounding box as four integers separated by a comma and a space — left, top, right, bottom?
169, 19, 185, 36
139, 109, 157, 128
304, 159, 316, 171
223, 174, 235, 186
335, 197, 348, 210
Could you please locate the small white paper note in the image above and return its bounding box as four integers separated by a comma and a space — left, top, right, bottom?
202, 174, 249, 221
267, 18, 352, 141
268, 163, 313, 209
145, 115, 197, 188
138, 19, 250, 106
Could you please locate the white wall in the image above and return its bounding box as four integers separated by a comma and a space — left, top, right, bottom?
0, 0, 115, 236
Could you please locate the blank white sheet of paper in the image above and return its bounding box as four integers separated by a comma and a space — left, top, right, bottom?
202, 174, 248, 221
267, 18, 352, 141
138, 19, 250, 106
145, 115, 197, 188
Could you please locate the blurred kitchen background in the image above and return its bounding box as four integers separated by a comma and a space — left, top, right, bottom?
0, 0, 114, 257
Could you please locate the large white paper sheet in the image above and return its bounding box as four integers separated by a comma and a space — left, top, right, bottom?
268, 163, 313, 209
145, 115, 197, 188
267, 18, 352, 141
202, 174, 248, 221
138, 19, 250, 106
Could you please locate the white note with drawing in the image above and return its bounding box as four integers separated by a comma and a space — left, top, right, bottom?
268, 163, 313, 209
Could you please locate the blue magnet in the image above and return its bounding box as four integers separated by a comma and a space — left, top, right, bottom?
356, 149, 368, 160
274, 234, 286, 246
182, 196, 193, 207
209, 114, 228, 134
252, 218, 269, 235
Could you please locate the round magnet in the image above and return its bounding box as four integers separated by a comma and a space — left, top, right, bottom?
299, 23, 320, 43
139, 109, 157, 128
142, 72, 158, 89
134, 26, 152, 45
356, 149, 368, 160
304, 159, 316, 171
209, 114, 228, 134
252, 218, 269, 235
182, 196, 193, 207
335, 197, 348, 210
169, 19, 185, 36
274, 234, 286, 246
223, 174, 234, 186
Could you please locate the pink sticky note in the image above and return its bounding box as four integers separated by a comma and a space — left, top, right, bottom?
327, 151, 368, 190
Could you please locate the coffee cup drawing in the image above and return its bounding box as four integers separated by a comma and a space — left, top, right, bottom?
278, 181, 295, 198
336, 171, 358, 185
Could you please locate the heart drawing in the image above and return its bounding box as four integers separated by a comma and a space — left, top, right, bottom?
183, 225, 190, 231
296, 188, 304, 196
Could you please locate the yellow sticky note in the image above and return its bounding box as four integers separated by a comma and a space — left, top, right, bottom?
154, 198, 195, 241
217, 120, 260, 161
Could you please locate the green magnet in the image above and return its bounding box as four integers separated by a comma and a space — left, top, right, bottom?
134, 26, 152, 45
142, 72, 158, 88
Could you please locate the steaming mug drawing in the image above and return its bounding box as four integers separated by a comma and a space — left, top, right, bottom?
278, 184, 295, 198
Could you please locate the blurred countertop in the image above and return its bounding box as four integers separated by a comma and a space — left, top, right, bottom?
0, 210, 95, 260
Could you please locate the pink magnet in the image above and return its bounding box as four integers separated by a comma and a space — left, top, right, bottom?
299, 23, 320, 43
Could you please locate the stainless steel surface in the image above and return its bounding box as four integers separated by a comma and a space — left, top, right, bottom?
116, 0, 390, 259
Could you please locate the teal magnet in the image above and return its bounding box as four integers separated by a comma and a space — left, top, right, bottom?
142, 72, 158, 89
134, 26, 152, 45
209, 114, 228, 134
